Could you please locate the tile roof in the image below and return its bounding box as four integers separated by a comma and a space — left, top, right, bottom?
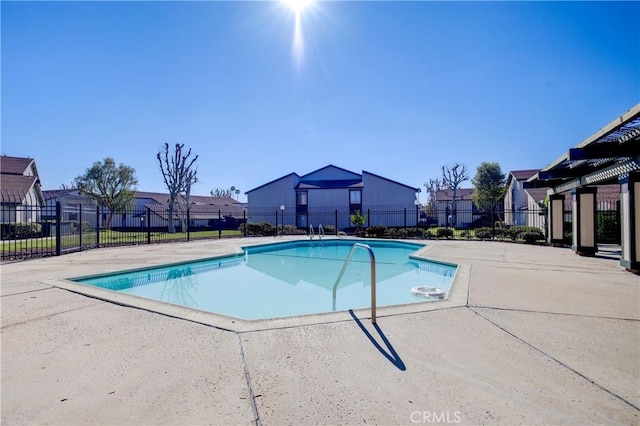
146, 201, 245, 219
0, 156, 34, 175
0, 175, 38, 203
524, 188, 549, 203
435, 188, 474, 201
509, 169, 540, 180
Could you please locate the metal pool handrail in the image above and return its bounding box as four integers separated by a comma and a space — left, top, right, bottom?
332, 243, 377, 323
318, 224, 325, 239
309, 224, 315, 239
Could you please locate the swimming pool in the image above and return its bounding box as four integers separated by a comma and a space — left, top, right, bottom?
73, 239, 457, 320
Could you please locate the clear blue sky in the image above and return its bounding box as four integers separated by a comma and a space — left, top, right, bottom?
2, 1, 639, 202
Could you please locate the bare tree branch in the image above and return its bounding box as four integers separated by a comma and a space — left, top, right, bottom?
157, 143, 198, 233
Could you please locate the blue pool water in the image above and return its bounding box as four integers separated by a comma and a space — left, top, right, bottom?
74, 240, 457, 320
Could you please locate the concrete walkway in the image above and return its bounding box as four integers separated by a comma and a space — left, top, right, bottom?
1, 238, 638, 425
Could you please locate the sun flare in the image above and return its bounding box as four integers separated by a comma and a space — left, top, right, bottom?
282, 0, 313, 15
281, 0, 315, 69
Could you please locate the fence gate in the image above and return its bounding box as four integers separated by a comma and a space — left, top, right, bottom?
597, 199, 621, 244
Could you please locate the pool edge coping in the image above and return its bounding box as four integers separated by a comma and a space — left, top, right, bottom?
44, 239, 471, 333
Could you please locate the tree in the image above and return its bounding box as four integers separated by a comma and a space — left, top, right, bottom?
75, 158, 138, 229
472, 162, 506, 229
441, 163, 469, 227
211, 188, 234, 198
423, 178, 444, 215
471, 162, 506, 211
180, 167, 198, 233
350, 210, 367, 236
157, 143, 199, 233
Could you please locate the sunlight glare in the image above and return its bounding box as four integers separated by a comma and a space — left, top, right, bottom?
281, 0, 315, 69
282, 0, 313, 15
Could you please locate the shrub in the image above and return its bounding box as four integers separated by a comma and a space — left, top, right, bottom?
321, 225, 336, 235
493, 227, 506, 239
405, 228, 420, 238
367, 225, 388, 237
475, 227, 493, 239
597, 212, 618, 241
280, 224, 305, 235
460, 230, 471, 239
395, 228, 409, 238
507, 226, 544, 242
240, 222, 276, 236
521, 230, 545, 244
436, 227, 454, 239
1, 222, 43, 239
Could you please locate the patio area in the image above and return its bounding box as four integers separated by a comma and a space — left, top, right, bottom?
1, 237, 638, 425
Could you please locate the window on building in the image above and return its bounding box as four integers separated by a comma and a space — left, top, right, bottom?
296, 213, 308, 228
296, 191, 308, 206
349, 190, 361, 205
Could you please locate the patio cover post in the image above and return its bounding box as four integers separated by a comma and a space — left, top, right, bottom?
549, 193, 565, 245
572, 187, 597, 256
620, 171, 640, 272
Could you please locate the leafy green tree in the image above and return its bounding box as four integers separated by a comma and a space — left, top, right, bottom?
75, 158, 138, 229
350, 210, 367, 236
157, 143, 198, 233
471, 162, 506, 211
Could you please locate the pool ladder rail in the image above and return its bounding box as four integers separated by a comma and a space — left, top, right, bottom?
309, 224, 325, 240
332, 243, 377, 324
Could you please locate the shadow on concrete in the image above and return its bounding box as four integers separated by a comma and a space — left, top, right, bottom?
349, 309, 406, 371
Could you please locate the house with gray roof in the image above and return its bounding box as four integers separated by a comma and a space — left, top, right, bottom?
0, 156, 44, 223
246, 165, 420, 230
43, 188, 246, 230
505, 168, 621, 233
504, 169, 547, 229
434, 188, 476, 228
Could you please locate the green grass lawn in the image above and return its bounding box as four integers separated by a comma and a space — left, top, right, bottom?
1, 229, 243, 254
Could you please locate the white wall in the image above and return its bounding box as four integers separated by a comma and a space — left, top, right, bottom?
435, 200, 474, 227
504, 177, 529, 226
524, 195, 545, 230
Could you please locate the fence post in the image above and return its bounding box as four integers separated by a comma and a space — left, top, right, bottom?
243, 210, 247, 237
491, 207, 495, 238
79, 204, 83, 251
404, 208, 407, 228
187, 208, 191, 242
147, 207, 151, 244
96, 205, 100, 248
367, 208, 370, 228
219, 210, 222, 239
335, 210, 338, 234
55, 201, 61, 256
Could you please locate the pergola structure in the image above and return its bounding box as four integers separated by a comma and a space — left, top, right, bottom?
527, 103, 640, 271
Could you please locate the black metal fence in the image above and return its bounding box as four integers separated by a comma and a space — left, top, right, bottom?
0, 200, 621, 262
0, 202, 250, 262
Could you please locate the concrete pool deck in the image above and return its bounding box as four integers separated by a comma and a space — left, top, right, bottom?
1, 237, 638, 425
